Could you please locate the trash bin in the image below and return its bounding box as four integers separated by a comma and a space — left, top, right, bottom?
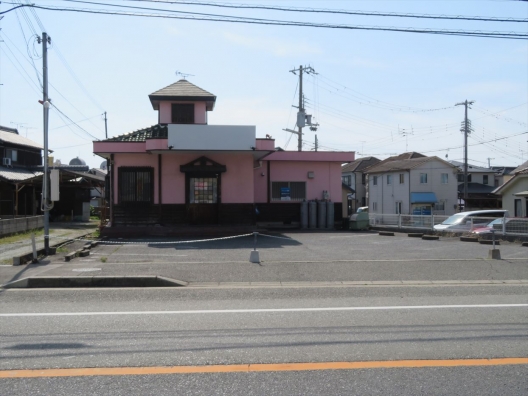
349, 212, 369, 230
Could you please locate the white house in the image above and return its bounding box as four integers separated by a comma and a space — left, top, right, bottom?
341, 157, 380, 216
367, 156, 459, 216
492, 161, 528, 217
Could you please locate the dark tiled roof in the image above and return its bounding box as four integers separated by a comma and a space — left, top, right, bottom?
105, 124, 168, 142
457, 182, 497, 194
149, 80, 216, 110
362, 152, 426, 173
342, 157, 380, 173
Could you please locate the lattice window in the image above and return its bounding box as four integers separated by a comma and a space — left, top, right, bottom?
190, 177, 218, 203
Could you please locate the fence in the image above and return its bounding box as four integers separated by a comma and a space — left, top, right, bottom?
0, 216, 44, 237
368, 214, 528, 236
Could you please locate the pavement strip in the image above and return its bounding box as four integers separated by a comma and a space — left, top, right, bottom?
1, 358, 528, 378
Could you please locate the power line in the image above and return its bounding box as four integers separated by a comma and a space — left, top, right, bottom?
2, 3, 527, 39
122, 0, 528, 23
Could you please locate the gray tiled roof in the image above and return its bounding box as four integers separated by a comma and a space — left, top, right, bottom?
149, 80, 216, 110
367, 156, 456, 174
448, 160, 493, 173
0, 129, 43, 150
105, 124, 168, 142
342, 157, 380, 173
0, 167, 43, 182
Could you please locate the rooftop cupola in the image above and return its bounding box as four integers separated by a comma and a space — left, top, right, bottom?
149, 80, 217, 125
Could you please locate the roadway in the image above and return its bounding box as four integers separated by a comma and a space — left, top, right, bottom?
1, 231, 527, 394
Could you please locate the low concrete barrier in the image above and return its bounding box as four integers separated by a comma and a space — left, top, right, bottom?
0, 216, 44, 237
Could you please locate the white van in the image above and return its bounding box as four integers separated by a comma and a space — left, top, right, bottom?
433, 210, 509, 232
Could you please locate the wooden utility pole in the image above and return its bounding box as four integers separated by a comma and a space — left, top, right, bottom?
288, 65, 316, 151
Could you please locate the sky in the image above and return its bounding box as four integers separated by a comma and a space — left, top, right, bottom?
0, 0, 527, 170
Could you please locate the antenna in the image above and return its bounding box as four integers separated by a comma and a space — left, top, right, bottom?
176, 71, 195, 80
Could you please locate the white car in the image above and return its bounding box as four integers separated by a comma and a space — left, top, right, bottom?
433, 210, 509, 232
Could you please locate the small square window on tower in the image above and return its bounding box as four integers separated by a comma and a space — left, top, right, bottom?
172, 104, 195, 124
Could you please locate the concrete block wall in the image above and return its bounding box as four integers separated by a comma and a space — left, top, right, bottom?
0, 216, 44, 237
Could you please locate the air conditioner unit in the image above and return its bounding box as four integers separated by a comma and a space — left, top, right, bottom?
2, 158, 11, 166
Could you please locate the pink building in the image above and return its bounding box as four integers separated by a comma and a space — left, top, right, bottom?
93, 80, 354, 230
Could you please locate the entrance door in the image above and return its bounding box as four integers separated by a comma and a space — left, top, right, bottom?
188, 177, 219, 225
514, 199, 521, 217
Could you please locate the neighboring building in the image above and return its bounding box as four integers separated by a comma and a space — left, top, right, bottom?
449, 160, 500, 209
341, 156, 380, 216
367, 156, 458, 216
93, 80, 355, 230
0, 125, 104, 220
493, 161, 528, 217
0, 126, 44, 216
491, 165, 517, 188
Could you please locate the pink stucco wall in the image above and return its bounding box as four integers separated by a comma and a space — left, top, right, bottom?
94, 142, 145, 153
255, 139, 275, 150
254, 161, 342, 203
264, 151, 355, 162
113, 152, 254, 205
159, 102, 207, 124
113, 153, 159, 204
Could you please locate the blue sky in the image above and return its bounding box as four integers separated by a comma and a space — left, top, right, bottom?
0, 0, 527, 169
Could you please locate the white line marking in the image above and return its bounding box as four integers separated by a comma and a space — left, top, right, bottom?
1, 304, 527, 317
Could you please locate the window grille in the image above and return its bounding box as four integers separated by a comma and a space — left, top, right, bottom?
119, 167, 153, 203
271, 181, 306, 201
171, 104, 195, 124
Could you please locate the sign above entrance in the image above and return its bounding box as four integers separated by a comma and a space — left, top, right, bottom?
168, 125, 256, 151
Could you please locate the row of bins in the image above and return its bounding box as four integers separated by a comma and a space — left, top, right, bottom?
300, 201, 334, 229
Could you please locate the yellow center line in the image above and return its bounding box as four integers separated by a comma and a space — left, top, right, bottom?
1, 358, 528, 378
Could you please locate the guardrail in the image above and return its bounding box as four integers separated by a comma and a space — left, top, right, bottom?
368, 214, 528, 236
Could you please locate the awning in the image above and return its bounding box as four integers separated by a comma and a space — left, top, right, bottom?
514, 191, 528, 197
411, 192, 438, 204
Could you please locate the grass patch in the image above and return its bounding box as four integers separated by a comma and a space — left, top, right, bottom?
0, 229, 44, 245
100, 257, 107, 263
56, 247, 69, 253
1, 258, 12, 265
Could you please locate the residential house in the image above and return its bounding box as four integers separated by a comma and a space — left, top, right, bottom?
92, 80, 355, 232
367, 156, 458, 216
449, 160, 500, 209
341, 156, 380, 216
0, 126, 44, 216
492, 160, 528, 217
491, 165, 517, 188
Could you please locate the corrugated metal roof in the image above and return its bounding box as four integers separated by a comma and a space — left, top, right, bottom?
0, 130, 43, 150
105, 124, 168, 142
0, 167, 43, 182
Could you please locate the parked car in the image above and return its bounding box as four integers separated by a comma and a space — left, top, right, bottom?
433, 210, 509, 232
471, 217, 528, 235
356, 206, 368, 213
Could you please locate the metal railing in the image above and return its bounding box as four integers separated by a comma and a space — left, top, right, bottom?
368, 214, 528, 235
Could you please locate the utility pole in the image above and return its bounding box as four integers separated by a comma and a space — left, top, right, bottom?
455, 100, 475, 208
286, 65, 316, 151
104, 111, 108, 139
314, 134, 318, 152
487, 157, 494, 168
38, 32, 52, 255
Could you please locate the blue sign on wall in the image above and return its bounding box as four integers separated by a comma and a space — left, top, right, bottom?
280, 187, 291, 201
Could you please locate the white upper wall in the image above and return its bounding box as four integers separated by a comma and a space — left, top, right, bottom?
168, 125, 256, 151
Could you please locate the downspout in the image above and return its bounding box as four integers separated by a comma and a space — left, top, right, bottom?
408, 170, 411, 214
110, 154, 114, 227
158, 154, 162, 223
267, 161, 271, 203
381, 174, 384, 214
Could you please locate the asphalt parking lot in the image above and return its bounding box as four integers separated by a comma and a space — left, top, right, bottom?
2, 231, 527, 287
